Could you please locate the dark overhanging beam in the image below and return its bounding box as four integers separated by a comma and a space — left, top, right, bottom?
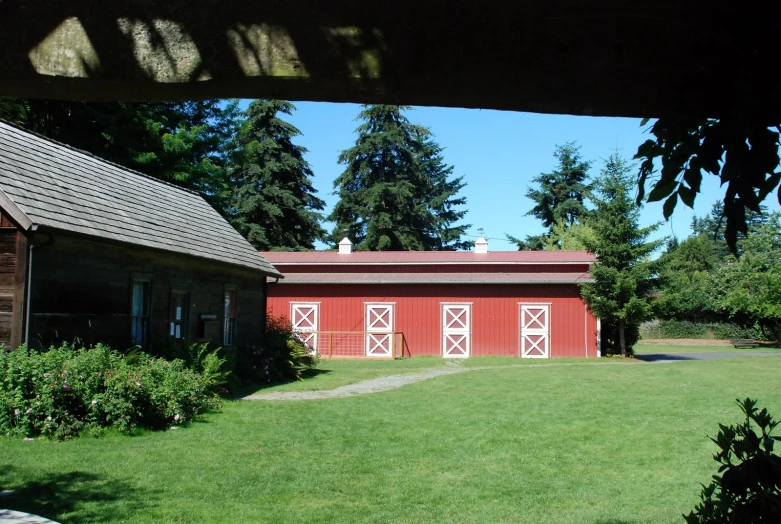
0, 1, 778, 119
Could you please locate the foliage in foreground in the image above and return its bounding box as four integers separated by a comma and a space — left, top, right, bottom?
0, 343, 222, 440
635, 118, 780, 251
240, 313, 318, 384
686, 398, 781, 523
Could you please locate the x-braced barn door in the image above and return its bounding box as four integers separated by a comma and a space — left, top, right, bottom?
365, 304, 394, 357
442, 304, 471, 358
291, 303, 319, 353
520, 304, 550, 358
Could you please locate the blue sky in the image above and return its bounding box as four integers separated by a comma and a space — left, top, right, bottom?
252, 101, 780, 251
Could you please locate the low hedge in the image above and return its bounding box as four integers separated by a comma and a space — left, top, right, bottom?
0, 343, 223, 440
640, 320, 770, 341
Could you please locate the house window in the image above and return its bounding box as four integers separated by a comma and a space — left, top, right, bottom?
131, 280, 150, 347
224, 287, 236, 346
170, 290, 188, 342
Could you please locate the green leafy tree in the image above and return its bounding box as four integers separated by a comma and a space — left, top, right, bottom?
710, 213, 781, 343
540, 220, 595, 251
229, 100, 326, 251
0, 98, 239, 215
509, 142, 592, 250
635, 118, 780, 251
329, 105, 469, 251
580, 153, 664, 356
655, 234, 720, 322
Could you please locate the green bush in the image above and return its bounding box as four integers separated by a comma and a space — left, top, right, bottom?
239, 313, 318, 384
0, 343, 222, 440
685, 398, 781, 523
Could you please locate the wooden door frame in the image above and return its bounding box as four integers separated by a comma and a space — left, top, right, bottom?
518, 302, 552, 358
440, 302, 472, 358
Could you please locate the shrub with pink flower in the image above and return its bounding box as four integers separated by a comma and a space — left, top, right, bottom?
0, 342, 222, 439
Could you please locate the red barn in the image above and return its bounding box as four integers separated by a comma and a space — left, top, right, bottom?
263, 237, 599, 359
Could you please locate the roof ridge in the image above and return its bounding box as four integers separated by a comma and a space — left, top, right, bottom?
0, 117, 201, 196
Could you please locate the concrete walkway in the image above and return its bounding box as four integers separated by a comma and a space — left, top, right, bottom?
0, 510, 58, 524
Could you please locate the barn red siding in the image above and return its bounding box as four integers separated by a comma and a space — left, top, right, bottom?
267, 283, 597, 358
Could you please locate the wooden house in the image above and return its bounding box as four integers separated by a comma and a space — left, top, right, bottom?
263, 237, 599, 358
0, 120, 281, 352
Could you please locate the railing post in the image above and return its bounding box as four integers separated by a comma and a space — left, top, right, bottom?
328, 332, 333, 358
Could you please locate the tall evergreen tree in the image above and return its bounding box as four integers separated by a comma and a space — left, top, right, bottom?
229, 100, 326, 251
417, 133, 472, 250
329, 105, 469, 251
508, 141, 592, 250
0, 97, 239, 215
580, 153, 664, 356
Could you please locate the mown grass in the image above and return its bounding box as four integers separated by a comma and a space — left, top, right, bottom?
2, 355, 780, 523
250, 356, 557, 394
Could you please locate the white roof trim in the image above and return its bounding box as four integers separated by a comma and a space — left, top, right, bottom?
0, 185, 32, 230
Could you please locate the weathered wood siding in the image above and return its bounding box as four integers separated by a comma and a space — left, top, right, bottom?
267, 283, 598, 358
27, 232, 267, 353
0, 214, 16, 347
0, 208, 26, 348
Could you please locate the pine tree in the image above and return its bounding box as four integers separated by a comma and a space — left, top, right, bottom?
230, 100, 326, 251
417, 132, 472, 250
580, 153, 664, 356
329, 105, 469, 251
509, 141, 592, 250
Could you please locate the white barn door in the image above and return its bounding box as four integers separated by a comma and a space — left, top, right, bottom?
365, 304, 394, 357
442, 304, 471, 358
291, 303, 319, 353
520, 304, 550, 358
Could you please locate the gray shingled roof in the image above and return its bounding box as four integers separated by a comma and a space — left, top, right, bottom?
0, 120, 281, 277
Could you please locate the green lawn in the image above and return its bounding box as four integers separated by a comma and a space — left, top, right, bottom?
2, 355, 781, 523
634, 343, 781, 354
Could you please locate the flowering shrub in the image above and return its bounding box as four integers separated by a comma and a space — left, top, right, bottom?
0, 343, 222, 440
239, 313, 318, 384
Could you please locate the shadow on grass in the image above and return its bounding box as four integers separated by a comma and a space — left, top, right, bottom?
0, 465, 150, 523
232, 368, 333, 398
635, 354, 696, 362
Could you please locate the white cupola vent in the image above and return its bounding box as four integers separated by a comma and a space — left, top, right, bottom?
474, 229, 488, 254
338, 237, 354, 255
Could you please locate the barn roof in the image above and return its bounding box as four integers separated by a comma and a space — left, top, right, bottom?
0, 120, 280, 277
261, 250, 595, 265
268, 271, 593, 285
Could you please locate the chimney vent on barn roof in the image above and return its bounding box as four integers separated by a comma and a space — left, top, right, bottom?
338, 236, 354, 254
474, 230, 488, 254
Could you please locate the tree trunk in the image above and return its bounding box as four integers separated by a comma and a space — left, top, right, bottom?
618, 318, 627, 357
